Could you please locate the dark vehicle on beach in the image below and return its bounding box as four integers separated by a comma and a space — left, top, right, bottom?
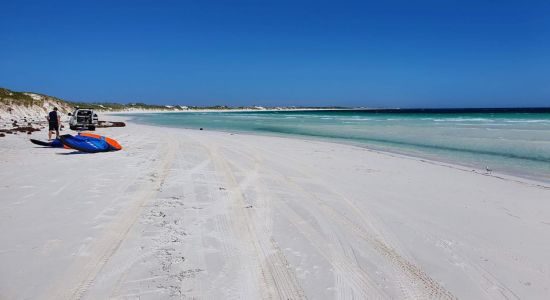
68, 108, 99, 131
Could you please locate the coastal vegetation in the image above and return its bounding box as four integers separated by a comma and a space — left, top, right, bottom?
1, 87, 345, 113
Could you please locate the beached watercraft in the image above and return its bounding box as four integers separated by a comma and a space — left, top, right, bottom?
59, 133, 122, 153
79, 133, 122, 150
30, 138, 65, 148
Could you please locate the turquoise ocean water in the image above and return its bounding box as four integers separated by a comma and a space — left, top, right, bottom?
124, 109, 550, 182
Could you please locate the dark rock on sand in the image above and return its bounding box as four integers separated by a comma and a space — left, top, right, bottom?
0, 126, 41, 135
97, 121, 126, 128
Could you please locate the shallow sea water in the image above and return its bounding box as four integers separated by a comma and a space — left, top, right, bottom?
123, 109, 550, 182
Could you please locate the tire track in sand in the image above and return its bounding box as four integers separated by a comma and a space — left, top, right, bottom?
268, 188, 388, 299
44, 134, 177, 300
271, 162, 457, 299
233, 140, 455, 299
206, 144, 307, 300
201, 136, 387, 299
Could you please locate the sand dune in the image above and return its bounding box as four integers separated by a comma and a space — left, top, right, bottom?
1, 116, 549, 299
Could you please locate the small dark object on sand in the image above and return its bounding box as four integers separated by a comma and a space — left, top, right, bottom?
0, 127, 40, 134
0, 133, 5, 137
199, 128, 203, 130
97, 121, 126, 128
13, 126, 40, 133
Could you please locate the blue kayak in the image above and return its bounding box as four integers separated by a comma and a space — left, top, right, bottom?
59, 134, 112, 153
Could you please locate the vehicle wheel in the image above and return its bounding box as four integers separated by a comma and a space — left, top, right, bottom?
89, 126, 96, 131
70, 125, 76, 130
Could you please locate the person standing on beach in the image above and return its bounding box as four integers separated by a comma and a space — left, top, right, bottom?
46, 107, 61, 140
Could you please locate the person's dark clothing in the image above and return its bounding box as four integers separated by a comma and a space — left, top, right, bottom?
48, 111, 59, 131
48, 111, 58, 124
48, 122, 59, 131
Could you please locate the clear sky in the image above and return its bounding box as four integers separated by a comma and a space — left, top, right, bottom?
1, 0, 549, 108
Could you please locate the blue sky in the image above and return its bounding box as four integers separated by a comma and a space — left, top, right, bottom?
1, 0, 549, 107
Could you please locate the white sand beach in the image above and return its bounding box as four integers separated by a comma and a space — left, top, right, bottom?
1, 116, 550, 299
